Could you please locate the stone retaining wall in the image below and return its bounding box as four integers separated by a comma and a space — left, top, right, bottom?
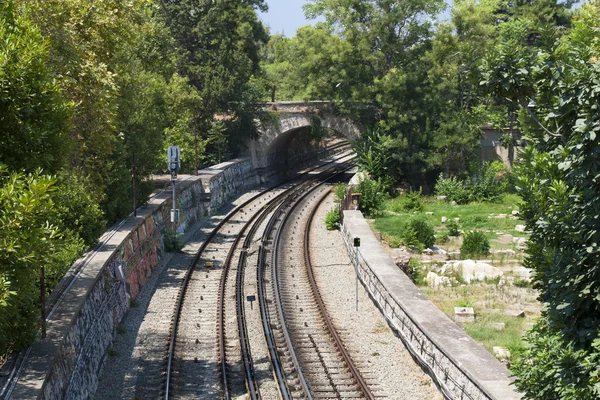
341, 210, 521, 400
10, 159, 258, 399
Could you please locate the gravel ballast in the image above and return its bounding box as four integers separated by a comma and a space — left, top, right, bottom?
310, 191, 443, 399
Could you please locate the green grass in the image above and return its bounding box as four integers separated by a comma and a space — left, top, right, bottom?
421, 285, 532, 362
375, 193, 527, 247
462, 314, 527, 361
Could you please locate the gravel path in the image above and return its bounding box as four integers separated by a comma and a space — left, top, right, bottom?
310, 190, 443, 400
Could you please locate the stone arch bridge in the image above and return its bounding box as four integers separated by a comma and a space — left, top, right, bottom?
247, 101, 362, 175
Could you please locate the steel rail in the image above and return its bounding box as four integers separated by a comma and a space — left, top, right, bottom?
265, 162, 355, 399
165, 149, 354, 399
304, 189, 375, 400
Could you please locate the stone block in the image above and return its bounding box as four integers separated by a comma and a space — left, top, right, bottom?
454, 307, 475, 323
493, 346, 511, 360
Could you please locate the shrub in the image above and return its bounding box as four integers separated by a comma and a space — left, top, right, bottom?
401, 189, 424, 212
436, 233, 449, 244
407, 258, 425, 285
446, 219, 461, 236
324, 208, 340, 230
405, 218, 435, 250
460, 231, 490, 258
402, 226, 423, 251
434, 174, 471, 204
356, 177, 387, 216
163, 229, 183, 252
334, 183, 348, 203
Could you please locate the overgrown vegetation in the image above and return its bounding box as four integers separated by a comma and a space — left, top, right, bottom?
324, 208, 340, 230
0, 0, 267, 355
355, 177, 387, 217
461, 231, 491, 258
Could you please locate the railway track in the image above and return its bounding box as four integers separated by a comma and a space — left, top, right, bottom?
258, 163, 375, 399
164, 152, 356, 399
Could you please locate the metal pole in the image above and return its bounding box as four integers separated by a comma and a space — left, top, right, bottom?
40, 267, 46, 338
172, 175, 176, 222
354, 247, 358, 312
132, 152, 137, 217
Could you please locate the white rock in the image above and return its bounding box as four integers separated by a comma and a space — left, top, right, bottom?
440, 260, 503, 284
493, 249, 516, 257
425, 271, 451, 287
513, 266, 533, 280
493, 346, 511, 359
512, 210, 520, 216
515, 224, 526, 232
422, 248, 434, 255
425, 211, 434, 215
437, 195, 447, 201
451, 201, 457, 206
498, 213, 507, 218
454, 218, 460, 222
441, 216, 447, 224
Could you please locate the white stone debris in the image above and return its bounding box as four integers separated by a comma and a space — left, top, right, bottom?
513, 266, 533, 281
511, 210, 520, 216
493, 346, 511, 360
493, 249, 516, 257
437, 195, 447, 201
425, 271, 451, 287
515, 224, 526, 232
440, 260, 503, 284
441, 216, 447, 224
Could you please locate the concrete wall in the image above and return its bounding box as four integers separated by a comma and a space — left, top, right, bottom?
10, 159, 258, 400
341, 210, 521, 400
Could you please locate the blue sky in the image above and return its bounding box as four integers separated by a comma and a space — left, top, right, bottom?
259, 0, 322, 37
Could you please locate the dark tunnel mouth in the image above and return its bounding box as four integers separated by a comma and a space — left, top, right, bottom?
265, 126, 351, 170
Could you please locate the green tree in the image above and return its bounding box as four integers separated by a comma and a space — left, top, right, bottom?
510, 4, 600, 397
0, 167, 83, 354
0, 1, 70, 173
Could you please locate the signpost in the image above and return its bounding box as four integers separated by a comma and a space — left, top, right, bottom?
168, 146, 181, 223
353, 237, 360, 311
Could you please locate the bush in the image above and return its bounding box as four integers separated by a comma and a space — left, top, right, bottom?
407, 258, 425, 285
334, 183, 348, 203
324, 208, 340, 230
460, 231, 490, 258
470, 161, 506, 202
401, 189, 424, 212
402, 226, 422, 251
163, 229, 183, 252
446, 219, 461, 236
405, 218, 435, 250
434, 174, 471, 204
356, 177, 387, 216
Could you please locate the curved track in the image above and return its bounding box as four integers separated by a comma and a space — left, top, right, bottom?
165, 151, 355, 399
258, 164, 375, 399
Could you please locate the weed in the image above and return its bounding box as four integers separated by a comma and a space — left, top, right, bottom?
334, 183, 348, 202
407, 258, 425, 285
129, 297, 140, 308
164, 229, 183, 252
324, 208, 340, 230
372, 351, 380, 356
514, 279, 531, 288
446, 219, 461, 236
107, 347, 120, 358
116, 324, 127, 334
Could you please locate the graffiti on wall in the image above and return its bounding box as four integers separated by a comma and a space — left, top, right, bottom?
107, 254, 128, 326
